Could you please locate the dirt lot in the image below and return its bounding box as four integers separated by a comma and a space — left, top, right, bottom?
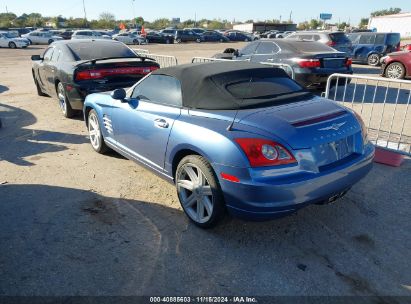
0, 43, 411, 298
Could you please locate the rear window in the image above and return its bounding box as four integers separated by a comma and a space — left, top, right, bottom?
329, 33, 350, 43
288, 41, 336, 53
67, 41, 137, 61
226, 77, 303, 100
387, 33, 400, 45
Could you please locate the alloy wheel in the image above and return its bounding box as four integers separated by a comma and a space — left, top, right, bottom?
386, 63, 404, 79
57, 82, 67, 114
177, 164, 214, 224
9, 42, 16, 49
368, 54, 380, 66
88, 112, 101, 150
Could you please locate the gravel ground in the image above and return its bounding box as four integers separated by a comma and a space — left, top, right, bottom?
0, 43, 410, 298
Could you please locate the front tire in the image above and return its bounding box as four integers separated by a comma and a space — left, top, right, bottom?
176, 155, 226, 228
385, 62, 406, 79
367, 53, 380, 66
9, 42, 16, 49
57, 82, 75, 118
88, 109, 108, 154
48, 39, 54, 45
176, 38, 182, 43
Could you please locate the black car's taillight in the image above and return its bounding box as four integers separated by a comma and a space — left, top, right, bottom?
75, 66, 159, 81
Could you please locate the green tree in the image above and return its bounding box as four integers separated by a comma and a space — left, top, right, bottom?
98, 11, 116, 28
135, 16, 144, 26
297, 21, 309, 30
338, 22, 349, 31
151, 18, 171, 29
371, 7, 401, 17
0, 13, 17, 28
309, 19, 320, 29
359, 18, 369, 29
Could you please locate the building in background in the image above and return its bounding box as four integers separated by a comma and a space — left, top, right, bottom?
233, 22, 297, 33
368, 13, 411, 38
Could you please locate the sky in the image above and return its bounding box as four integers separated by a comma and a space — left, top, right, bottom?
3, 0, 411, 25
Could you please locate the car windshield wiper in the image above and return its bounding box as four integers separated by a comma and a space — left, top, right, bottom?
77, 55, 155, 66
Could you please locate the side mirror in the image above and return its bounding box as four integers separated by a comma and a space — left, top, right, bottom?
31, 55, 42, 61
111, 88, 127, 101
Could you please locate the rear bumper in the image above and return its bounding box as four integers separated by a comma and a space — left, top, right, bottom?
295, 69, 353, 89
64, 81, 138, 110
216, 143, 374, 220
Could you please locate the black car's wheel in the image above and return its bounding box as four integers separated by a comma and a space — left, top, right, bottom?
48, 39, 54, 45
166, 39, 170, 44
27, 39, 32, 45
196, 38, 201, 43
9, 42, 16, 49
219, 38, 224, 42
176, 155, 226, 228
88, 109, 109, 154
57, 82, 75, 118
176, 38, 182, 43
385, 62, 406, 79
367, 53, 380, 66
33, 76, 47, 97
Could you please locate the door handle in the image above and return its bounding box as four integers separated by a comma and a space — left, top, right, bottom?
154, 118, 169, 128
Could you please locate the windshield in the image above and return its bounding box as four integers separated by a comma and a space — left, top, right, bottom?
5, 33, 18, 38
67, 41, 137, 61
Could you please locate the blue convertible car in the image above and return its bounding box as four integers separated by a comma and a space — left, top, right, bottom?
84, 62, 374, 228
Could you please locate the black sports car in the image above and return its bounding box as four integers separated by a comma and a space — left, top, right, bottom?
31, 39, 159, 117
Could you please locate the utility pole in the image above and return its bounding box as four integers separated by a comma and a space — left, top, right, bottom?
289, 11, 292, 22
194, 12, 197, 27
6, 5, 8, 13
279, 15, 282, 23
131, 0, 136, 28
82, 0, 87, 26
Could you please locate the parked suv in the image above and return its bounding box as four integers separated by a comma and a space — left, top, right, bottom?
286, 31, 352, 53
347, 32, 401, 66
175, 30, 201, 43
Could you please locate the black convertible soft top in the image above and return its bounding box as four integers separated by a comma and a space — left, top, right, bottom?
152, 62, 293, 110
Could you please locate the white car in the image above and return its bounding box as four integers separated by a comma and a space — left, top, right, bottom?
71, 30, 111, 40
0, 31, 29, 48
22, 31, 63, 45
112, 32, 147, 45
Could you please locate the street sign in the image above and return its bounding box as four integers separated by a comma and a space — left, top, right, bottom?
320, 13, 332, 20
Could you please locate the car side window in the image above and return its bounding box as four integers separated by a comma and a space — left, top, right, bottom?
359, 34, 375, 44
43, 48, 54, 61
132, 75, 182, 107
375, 34, 385, 45
51, 48, 61, 62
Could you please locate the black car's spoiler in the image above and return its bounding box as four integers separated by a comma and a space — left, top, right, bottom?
76, 56, 155, 66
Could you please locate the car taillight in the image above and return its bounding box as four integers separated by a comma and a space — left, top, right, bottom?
345, 58, 352, 67
235, 138, 297, 167
75, 66, 158, 81
353, 111, 368, 144
326, 41, 337, 47
294, 58, 321, 68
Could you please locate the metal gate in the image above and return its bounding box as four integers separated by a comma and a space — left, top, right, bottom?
324, 73, 411, 155
133, 49, 178, 68
191, 57, 295, 80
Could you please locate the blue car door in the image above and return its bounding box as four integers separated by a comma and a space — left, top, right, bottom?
111, 75, 182, 171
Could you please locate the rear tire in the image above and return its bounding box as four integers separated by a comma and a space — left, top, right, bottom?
9, 42, 16, 49
367, 53, 380, 66
88, 109, 109, 154
57, 82, 75, 118
385, 62, 406, 79
176, 38, 182, 43
176, 155, 226, 228
33, 75, 47, 96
